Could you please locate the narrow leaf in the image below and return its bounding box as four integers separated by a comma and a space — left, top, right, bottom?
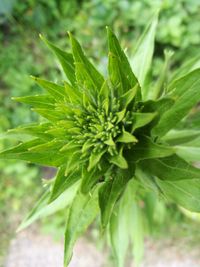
64, 187, 99, 266
131, 112, 157, 132
130, 136, 174, 162
40, 35, 76, 84
31, 76, 67, 101
131, 14, 158, 88
99, 170, 131, 228
69, 33, 104, 93
18, 183, 78, 231
156, 178, 200, 212
153, 69, 200, 137
50, 166, 81, 202
139, 155, 200, 181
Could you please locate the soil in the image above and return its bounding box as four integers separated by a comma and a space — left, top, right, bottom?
3, 229, 200, 267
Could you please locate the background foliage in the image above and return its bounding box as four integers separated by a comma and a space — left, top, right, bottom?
1, 0, 200, 265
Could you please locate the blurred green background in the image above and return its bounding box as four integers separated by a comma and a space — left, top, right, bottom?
1, 0, 200, 265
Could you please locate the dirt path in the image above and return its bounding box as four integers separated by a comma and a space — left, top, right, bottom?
4, 229, 200, 267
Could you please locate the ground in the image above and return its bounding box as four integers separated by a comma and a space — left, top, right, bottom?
4, 228, 200, 267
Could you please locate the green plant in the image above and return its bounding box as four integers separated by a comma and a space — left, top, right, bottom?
1, 16, 200, 267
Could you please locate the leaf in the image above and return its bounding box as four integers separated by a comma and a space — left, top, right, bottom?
13, 95, 55, 108
175, 146, 200, 162
40, 35, 76, 85
130, 136, 174, 162
108, 52, 131, 95
120, 84, 139, 109
109, 187, 130, 267
99, 170, 131, 228
31, 76, 67, 101
117, 130, 138, 143
88, 149, 106, 171
135, 165, 159, 194
69, 33, 104, 93
64, 82, 81, 103
80, 167, 100, 194
107, 27, 138, 92
155, 178, 200, 212
163, 129, 200, 145
170, 54, 200, 82
7, 123, 52, 140
0, 139, 70, 167
32, 108, 66, 121
139, 155, 200, 181
50, 166, 81, 202
109, 153, 128, 169
153, 69, 200, 137
18, 182, 79, 231
64, 186, 99, 266
131, 13, 158, 88
131, 200, 144, 267
131, 112, 157, 132
109, 179, 138, 267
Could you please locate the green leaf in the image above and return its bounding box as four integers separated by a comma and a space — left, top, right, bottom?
153, 69, 200, 137
13, 95, 55, 108
155, 178, 200, 212
31, 76, 67, 101
120, 84, 139, 109
109, 183, 132, 267
0, 139, 70, 167
131, 112, 157, 132
175, 146, 200, 162
18, 182, 79, 231
130, 136, 174, 162
99, 170, 131, 228
7, 123, 52, 140
139, 155, 200, 181
69, 33, 104, 93
163, 129, 200, 145
117, 130, 138, 143
131, 14, 158, 88
135, 166, 159, 194
64, 186, 99, 266
32, 108, 66, 121
108, 52, 131, 95
131, 200, 144, 267
81, 167, 100, 194
109, 153, 128, 169
40, 35, 76, 85
107, 27, 139, 94
88, 149, 106, 171
64, 82, 81, 103
50, 166, 81, 202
